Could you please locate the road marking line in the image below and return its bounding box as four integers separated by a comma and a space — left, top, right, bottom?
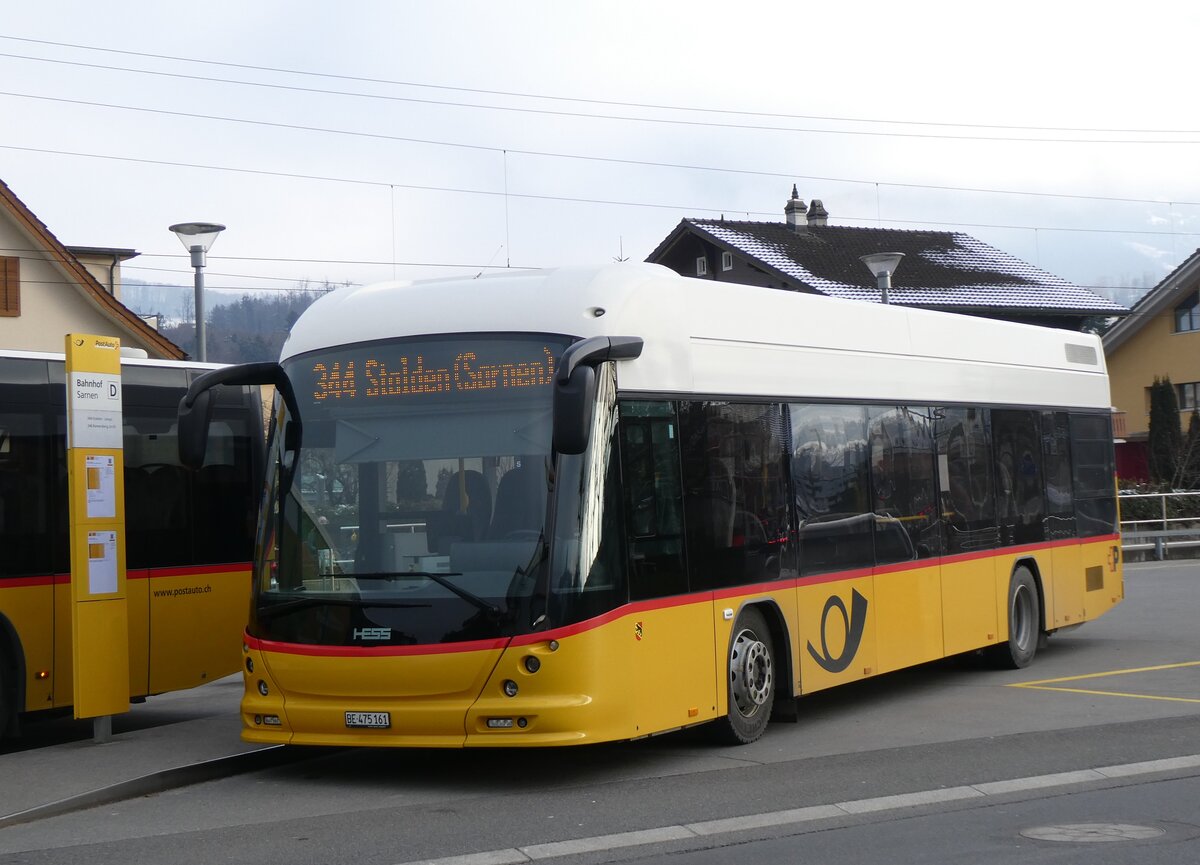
393, 753, 1200, 865
1096, 754, 1200, 777
1014, 660, 1200, 687
973, 769, 1104, 795
1011, 685, 1200, 704
519, 826, 696, 859
835, 786, 982, 814
1008, 660, 1200, 703
685, 805, 844, 835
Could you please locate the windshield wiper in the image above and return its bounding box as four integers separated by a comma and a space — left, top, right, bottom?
257, 594, 431, 620
354, 571, 502, 617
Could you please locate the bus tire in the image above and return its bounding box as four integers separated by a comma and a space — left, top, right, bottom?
990, 566, 1041, 669
714, 607, 775, 745
0, 646, 10, 738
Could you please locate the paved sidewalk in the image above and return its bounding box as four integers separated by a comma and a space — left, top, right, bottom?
0, 675, 276, 826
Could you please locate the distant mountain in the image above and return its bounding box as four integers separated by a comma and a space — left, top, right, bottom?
121, 279, 328, 362
120, 279, 252, 324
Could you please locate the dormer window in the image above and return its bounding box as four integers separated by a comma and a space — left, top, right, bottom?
695, 256, 707, 276
721, 251, 733, 272
1175, 292, 1199, 332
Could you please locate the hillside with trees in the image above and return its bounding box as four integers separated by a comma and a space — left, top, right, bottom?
123, 281, 333, 363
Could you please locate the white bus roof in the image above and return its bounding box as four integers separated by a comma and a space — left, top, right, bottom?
281, 263, 1110, 410
0, 348, 224, 372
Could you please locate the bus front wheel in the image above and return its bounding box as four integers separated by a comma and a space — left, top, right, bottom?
990, 566, 1041, 669
715, 607, 775, 745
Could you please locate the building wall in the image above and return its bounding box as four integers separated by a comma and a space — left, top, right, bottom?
71, 252, 125, 301
0, 218, 161, 355
1106, 295, 1200, 438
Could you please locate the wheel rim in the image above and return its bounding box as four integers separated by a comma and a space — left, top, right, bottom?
1011, 583, 1033, 651
729, 627, 773, 717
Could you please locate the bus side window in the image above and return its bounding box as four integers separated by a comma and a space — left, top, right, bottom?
1070, 413, 1117, 536
618, 402, 687, 601
868, 406, 940, 562
680, 402, 790, 589
791, 404, 873, 575
992, 410, 1045, 546
0, 411, 54, 578
1041, 411, 1075, 540
936, 407, 999, 554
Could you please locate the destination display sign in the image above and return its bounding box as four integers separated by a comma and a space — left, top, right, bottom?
293, 336, 570, 408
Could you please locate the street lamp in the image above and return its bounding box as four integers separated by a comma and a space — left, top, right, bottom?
169, 222, 225, 361
859, 252, 905, 305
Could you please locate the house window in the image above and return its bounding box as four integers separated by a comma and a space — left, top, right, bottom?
721, 251, 733, 272
695, 256, 707, 276
1175, 292, 1199, 333
0, 256, 18, 317
1179, 382, 1200, 411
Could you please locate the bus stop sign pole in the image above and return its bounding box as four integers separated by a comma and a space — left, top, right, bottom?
64, 333, 130, 742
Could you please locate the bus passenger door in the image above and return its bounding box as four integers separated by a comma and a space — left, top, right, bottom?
936, 408, 1000, 655
618, 402, 717, 735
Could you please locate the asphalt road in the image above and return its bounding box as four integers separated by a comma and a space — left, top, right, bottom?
1, 560, 1197, 865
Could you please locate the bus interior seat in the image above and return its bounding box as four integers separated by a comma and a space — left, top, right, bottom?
488, 463, 544, 539
429, 470, 491, 554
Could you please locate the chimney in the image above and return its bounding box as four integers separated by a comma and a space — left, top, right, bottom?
784, 184, 808, 233
807, 199, 829, 227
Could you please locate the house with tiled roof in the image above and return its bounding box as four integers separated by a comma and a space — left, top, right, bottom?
1102, 248, 1200, 480
647, 188, 1127, 332
0, 178, 184, 359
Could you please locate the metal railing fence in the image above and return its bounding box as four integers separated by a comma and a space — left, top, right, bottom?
1119, 490, 1200, 560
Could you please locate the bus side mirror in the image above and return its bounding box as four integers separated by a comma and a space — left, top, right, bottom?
553, 364, 596, 455
551, 335, 643, 456
178, 388, 215, 469
177, 361, 299, 469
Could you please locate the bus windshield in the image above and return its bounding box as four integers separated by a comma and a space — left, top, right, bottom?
251, 333, 572, 647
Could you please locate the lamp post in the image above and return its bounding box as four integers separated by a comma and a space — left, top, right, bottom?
169, 222, 225, 361
859, 252, 905, 305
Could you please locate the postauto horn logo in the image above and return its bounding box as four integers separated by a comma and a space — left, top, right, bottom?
807, 589, 868, 674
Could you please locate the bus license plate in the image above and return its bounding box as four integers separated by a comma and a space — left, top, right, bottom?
345, 711, 390, 729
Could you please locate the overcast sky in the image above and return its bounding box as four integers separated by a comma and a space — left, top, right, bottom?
2, 1, 1197, 307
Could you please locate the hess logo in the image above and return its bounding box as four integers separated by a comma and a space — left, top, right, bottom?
353, 627, 392, 641
807, 589, 869, 673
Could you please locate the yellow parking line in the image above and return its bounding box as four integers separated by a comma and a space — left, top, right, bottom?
1009, 660, 1200, 704
1012, 685, 1200, 704
1014, 661, 1200, 687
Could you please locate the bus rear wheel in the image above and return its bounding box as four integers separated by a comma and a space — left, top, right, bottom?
714, 607, 775, 745
0, 647, 10, 738
990, 566, 1041, 669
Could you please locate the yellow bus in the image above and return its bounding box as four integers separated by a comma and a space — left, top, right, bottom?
179, 264, 1122, 747
0, 350, 263, 736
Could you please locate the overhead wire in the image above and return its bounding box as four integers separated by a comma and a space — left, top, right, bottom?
0, 36, 1194, 306
2, 34, 1198, 136
3, 145, 1198, 240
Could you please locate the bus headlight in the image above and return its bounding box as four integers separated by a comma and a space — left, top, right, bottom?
502, 679, 519, 697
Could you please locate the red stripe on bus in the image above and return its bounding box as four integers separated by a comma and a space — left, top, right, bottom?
0, 563, 253, 589
244, 533, 1122, 654
244, 632, 510, 658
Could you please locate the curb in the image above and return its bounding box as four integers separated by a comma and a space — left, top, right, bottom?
0, 745, 301, 829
